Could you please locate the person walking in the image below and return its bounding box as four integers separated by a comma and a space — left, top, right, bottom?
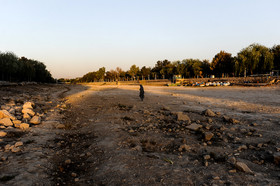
139, 84, 144, 101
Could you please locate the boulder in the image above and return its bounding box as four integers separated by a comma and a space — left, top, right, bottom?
204, 109, 216, 117
235, 162, 253, 174
19, 123, 30, 130
0, 131, 7, 137
0, 110, 16, 120
0, 118, 14, 126
176, 112, 191, 123
186, 123, 202, 131
30, 116, 41, 124
23, 113, 31, 119
23, 102, 34, 109
22, 108, 35, 116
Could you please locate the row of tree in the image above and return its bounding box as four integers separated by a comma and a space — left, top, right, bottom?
75, 43, 280, 83
0, 52, 54, 83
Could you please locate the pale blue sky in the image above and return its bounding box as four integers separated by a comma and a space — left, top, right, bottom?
0, 0, 280, 78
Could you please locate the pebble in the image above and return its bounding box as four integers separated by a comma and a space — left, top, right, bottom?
204, 109, 216, 117
235, 162, 253, 174
0, 131, 7, 137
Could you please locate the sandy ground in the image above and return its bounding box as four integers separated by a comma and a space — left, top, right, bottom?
1, 84, 280, 185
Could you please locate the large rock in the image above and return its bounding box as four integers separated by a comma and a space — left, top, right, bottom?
235, 162, 253, 174
204, 109, 216, 117
0, 110, 16, 120
19, 123, 30, 130
23, 102, 34, 109
0, 118, 14, 126
176, 112, 191, 123
22, 108, 35, 116
0, 131, 7, 137
186, 123, 202, 131
30, 116, 41, 124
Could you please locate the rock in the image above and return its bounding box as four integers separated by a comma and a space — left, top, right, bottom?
19, 123, 30, 130
65, 159, 72, 164
186, 123, 202, 131
227, 157, 236, 165
132, 145, 142, 151
235, 162, 253, 174
204, 109, 216, 117
0, 131, 7, 137
204, 132, 214, 141
23, 102, 34, 109
237, 145, 248, 151
161, 106, 170, 111
0, 110, 16, 120
178, 144, 191, 152
56, 124, 66, 129
176, 112, 191, 123
273, 152, 280, 165
8, 108, 16, 115
30, 116, 41, 124
23, 113, 31, 119
0, 118, 14, 126
11, 146, 21, 153
223, 116, 240, 124
204, 155, 211, 160
15, 141, 23, 147
22, 108, 35, 116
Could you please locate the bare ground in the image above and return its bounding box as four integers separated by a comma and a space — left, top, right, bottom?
1, 84, 280, 185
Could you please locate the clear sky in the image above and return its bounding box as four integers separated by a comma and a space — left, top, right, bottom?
0, 0, 280, 78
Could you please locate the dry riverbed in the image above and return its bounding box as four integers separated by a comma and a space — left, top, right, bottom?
0, 84, 280, 185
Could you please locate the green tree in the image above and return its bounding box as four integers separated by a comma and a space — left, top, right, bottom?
128, 65, 139, 80
237, 44, 274, 76
271, 45, 280, 70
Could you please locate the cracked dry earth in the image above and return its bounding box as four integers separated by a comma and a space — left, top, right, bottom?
1, 84, 280, 185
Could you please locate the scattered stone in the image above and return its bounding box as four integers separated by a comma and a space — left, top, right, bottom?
0, 131, 7, 137
30, 116, 41, 124
161, 106, 170, 111
11, 147, 21, 153
22, 108, 35, 116
178, 144, 191, 152
229, 169, 237, 173
223, 116, 240, 124
23, 102, 34, 109
204, 109, 216, 117
0, 110, 16, 120
132, 145, 142, 151
15, 141, 23, 147
227, 157, 236, 165
204, 155, 211, 160
0, 118, 14, 126
204, 132, 214, 141
186, 123, 202, 131
235, 162, 253, 174
65, 159, 72, 164
23, 113, 31, 119
56, 124, 66, 129
237, 145, 248, 151
19, 123, 30, 130
176, 112, 191, 123
273, 152, 280, 165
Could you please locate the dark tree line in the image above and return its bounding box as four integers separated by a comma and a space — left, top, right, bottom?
0, 51, 54, 83
76, 44, 280, 83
